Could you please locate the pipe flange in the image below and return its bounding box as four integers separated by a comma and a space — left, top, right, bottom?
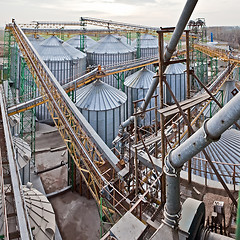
203, 119, 221, 142
163, 149, 179, 178
162, 204, 182, 229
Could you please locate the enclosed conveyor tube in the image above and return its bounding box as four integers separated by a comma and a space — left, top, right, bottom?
116, 0, 199, 147
163, 85, 240, 230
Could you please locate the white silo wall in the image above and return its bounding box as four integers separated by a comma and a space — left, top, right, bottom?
164, 63, 187, 105
66, 35, 97, 51
76, 80, 127, 148
86, 35, 136, 89
132, 34, 164, 72
124, 68, 159, 127
29, 36, 87, 123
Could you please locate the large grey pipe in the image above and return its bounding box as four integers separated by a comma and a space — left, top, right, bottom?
200, 229, 234, 240
163, 81, 240, 229
119, 0, 198, 132
140, 0, 198, 112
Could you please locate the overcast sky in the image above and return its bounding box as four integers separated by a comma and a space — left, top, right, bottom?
0, 0, 239, 28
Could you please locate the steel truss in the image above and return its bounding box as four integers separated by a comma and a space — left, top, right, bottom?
8, 20, 132, 225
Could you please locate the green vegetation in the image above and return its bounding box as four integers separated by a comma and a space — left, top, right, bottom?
0, 30, 4, 41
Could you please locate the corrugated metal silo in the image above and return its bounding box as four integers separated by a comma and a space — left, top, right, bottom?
35, 36, 87, 122
37, 36, 86, 85
28, 34, 45, 48
132, 34, 166, 71
113, 34, 131, 45
86, 34, 136, 89
164, 63, 187, 105
75, 80, 127, 147
132, 34, 158, 57
66, 35, 97, 51
124, 67, 159, 126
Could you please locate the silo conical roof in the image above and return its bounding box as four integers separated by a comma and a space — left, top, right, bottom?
66, 35, 97, 49
37, 36, 86, 61
113, 34, 130, 45
86, 34, 135, 54
132, 34, 158, 48
165, 62, 186, 74
124, 67, 155, 89
76, 80, 127, 111
28, 34, 45, 42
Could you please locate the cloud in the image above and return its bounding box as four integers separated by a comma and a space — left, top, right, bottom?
1, 0, 240, 27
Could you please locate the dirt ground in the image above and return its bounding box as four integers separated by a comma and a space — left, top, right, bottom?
35, 123, 100, 240
180, 180, 237, 235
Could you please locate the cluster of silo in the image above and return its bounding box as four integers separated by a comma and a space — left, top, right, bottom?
75, 80, 127, 147
33, 36, 87, 122
66, 35, 97, 51
164, 63, 187, 105
124, 67, 159, 126
86, 34, 136, 89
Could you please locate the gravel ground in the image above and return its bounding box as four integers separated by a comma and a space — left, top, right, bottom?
35, 123, 100, 240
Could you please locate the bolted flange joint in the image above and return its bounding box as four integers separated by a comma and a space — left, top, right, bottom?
163, 149, 181, 178
203, 119, 221, 142
162, 204, 182, 229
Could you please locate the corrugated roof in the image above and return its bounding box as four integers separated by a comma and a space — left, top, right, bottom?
36, 36, 86, 61
66, 35, 97, 50
204, 81, 239, 117
86, 34, 135, 54
132, 34, 161, 49
124, 67, 155, 89
75, 80, 127, 111
184, 128, 240, 184
165, 63, 186, 74
28, 34, 45, 42
23, 185, 56, 240
113, 34, 130, 45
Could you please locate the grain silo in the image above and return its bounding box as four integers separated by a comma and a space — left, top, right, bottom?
86, 34, 136, 89
132, 34, 165, 71
37, 36, 87, 85
113, 34, 131, 45
28, 34, 45, 48
124, 67, 159, 126
75, 80, 127, 147
35, 36, 87, 122
22, 183, 56, 240
164, 63, 187, 105
132, 34, 158, 58
66, 35, 97, 51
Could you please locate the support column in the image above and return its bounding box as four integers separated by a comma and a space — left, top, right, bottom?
186, 30, 192, 183
158, 31, 166, 204
133, 102, 139, 197
136, 32, 141, 59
